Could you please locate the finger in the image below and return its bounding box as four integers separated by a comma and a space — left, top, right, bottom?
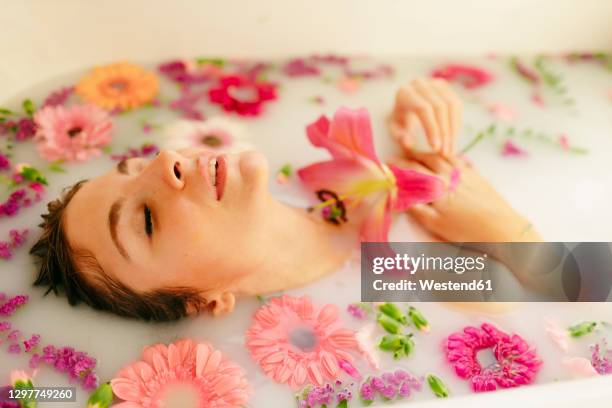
387, 112, 418, 153
400, 85, 441, 152
413, 78, 447, 153
407, 204, 440, 230
431, 79, 460, 155
405, 150, 453, 174
387, 156, 435, 175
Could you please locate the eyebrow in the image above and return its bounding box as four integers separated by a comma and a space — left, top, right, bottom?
109, 199, 130, 261
117, 159, 128, 175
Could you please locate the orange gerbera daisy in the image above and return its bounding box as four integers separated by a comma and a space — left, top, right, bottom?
76, 62, 158, 111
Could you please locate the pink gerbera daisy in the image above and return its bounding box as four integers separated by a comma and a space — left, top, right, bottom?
34, 104, 113, 162
246, 295, 360, 390
111, 339, 252, 408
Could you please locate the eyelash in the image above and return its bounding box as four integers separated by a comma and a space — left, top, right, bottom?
144, 205, 153, 236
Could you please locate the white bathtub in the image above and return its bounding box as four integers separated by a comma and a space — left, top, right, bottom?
1, 1, 611, 407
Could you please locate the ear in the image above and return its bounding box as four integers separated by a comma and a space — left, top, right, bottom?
206, 292, 236, 316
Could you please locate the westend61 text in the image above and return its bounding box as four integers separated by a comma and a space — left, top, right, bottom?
373, 279, 493, 292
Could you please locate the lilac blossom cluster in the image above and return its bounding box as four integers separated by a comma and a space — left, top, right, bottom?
359, 369, 423, 404
0, 118, 36, 141
298, 381, 353, 408
0, 229, 29, 260
591, 339, 612, 375
42, 86, 74, 108
30, 345, 98, 391
110, 143, 159, 161
0, 183, 45, 218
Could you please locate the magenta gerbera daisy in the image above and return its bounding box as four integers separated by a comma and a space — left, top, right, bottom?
208, 75, 277, 116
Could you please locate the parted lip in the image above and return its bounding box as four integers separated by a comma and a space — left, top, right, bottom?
198, 154, 227, 201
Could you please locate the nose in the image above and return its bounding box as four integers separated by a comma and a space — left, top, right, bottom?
147, 150, 185, 190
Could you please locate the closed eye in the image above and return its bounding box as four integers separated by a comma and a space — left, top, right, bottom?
144, 205, 153, 236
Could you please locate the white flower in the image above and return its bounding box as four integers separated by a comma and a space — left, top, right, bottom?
161, 117, 252, 153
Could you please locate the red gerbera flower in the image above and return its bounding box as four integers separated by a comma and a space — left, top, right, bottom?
208, 75, 277, 116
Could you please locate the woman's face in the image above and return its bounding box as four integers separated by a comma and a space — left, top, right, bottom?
64, 148, 271, 300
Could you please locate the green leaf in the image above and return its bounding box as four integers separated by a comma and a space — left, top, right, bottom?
568, 321, 597, 337
196, 57, 225, 67
48, 160, 66, 173
279, 163, 293, 177
427, 374, 449, 398
378, 303, 407, 324
102, 145, 113, 154
20, 166, 48, 185
22, 99, 36, 117
377, 314, 401, 334
336, 400, 348, 408
87, 382, 113, 408
408, 306, 429, 332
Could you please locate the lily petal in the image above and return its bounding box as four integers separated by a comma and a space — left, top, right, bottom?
297, 158, 378, 202
389, 164, 445, 211
360, 195, 393, 242
306, 108, 379, 163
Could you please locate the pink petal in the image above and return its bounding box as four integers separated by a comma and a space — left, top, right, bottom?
319, 351, 340, 380
307, 361, 324, 386
359, 196, 393, 242
328, 328, 358, 348
297, 158, 376, 199
501, 140, 528, 157
306, 108, 379, 163
317, 304, 339, 328
111, 378, 140, 401
112, 403, 143, 408
389, 165, 446, 211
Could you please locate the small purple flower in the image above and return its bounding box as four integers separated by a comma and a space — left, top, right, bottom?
7, 330, 20, 341
0, 321, 10, 332
23, 334, 41, 352
381, 385, 396, 399
283, 58, 321, 77
42, 87, 74, 108
29, 353, 41, 368
591, 339, 612, 375
370, 376, 385, 391
0, 153, 9, 171
7, 343, 21, 354
14, 118, 36, 141
359, 382, 374, 401
399, 382, 411, 398
347, 303, 367, 319
0, 295, 28, 316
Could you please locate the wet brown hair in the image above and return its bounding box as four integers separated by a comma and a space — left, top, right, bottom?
30, 180, 207, 321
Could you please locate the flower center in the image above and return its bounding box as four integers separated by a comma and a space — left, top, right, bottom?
158, 381, 201, 407
200, 133, 222, 147
67, 127, 83, 138
289, 327, 318, 351
227, 85, 258, 103
476, 347, 498, 369
109, 79, 128, 92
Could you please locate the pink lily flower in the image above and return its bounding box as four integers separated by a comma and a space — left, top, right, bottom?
298, 107, 445, 242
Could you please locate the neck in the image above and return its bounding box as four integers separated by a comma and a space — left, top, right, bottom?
233, 196, 356, 296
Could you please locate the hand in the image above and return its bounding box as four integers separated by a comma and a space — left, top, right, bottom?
389, 152, 542, 242
388, 78, 463, 156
